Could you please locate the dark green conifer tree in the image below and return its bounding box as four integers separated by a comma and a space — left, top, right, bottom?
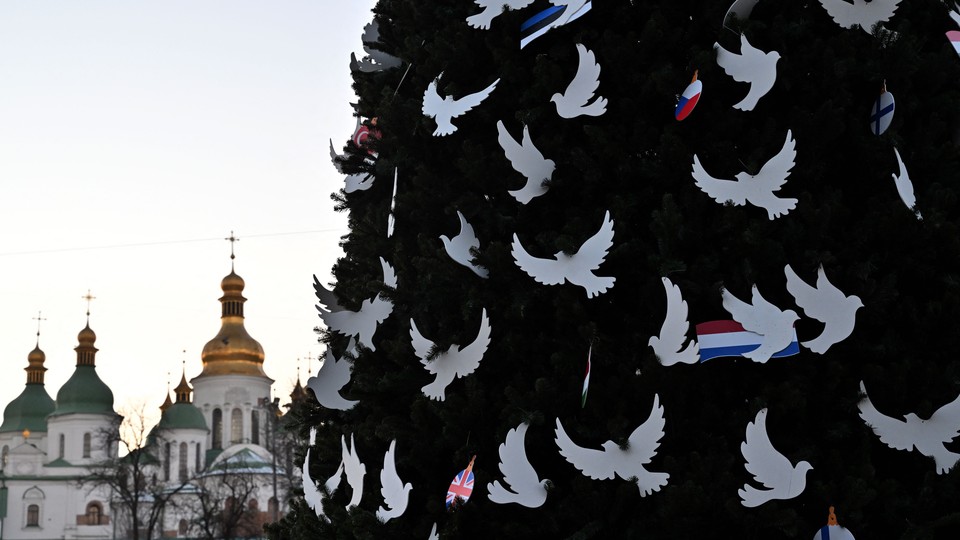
275, 1, 960, 538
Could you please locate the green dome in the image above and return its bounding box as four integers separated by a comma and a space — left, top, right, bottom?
0, 385, 55, 433
157, 402, 208, 431
50, 366, 115, 417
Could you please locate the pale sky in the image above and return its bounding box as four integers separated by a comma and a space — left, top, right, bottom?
0, 0, 377, 425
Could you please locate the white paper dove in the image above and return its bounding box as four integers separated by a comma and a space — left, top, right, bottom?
649, 277, 700, 366
301, 447, 326, 517
329, 139, 345, 173
350, 20, 402, 73
721, 285, 799, 363
551, 1, 592, 26
859, 381, 960, 474
692, 130, 798, 220
466, 0, 535, 29
819, 0, 902, 33
422, 73, 500, 136
428, 523, 438, 540
411, 308, 492, 401
952, 7, 960, 28
555, 395, 669, 496
512, 210, 616, 298
376, 440, 412, 522
314, 257, 396, 351
345, 172, 375, 194
342, 434, 366, 509
440, 211, 489, 278
307, 339, 359, 411
739, 408, 813, 507
487, 423, 550, 508
497, 120, 555, 204
784, 265, 863, 354
892, 147, 921, 219
387, 168, 398, 237
714, 34, 780, 111
551, 43, 607, 118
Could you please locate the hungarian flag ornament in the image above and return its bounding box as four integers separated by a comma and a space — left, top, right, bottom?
446, 455, 477, 509
675, 70, 702, 121
869, 81, 895, 135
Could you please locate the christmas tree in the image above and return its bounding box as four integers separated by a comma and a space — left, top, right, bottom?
274, 1, 960, 538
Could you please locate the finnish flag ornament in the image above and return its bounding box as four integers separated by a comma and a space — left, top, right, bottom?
870, 81, 895, 135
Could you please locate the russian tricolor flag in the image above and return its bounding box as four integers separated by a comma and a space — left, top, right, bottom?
675, 76, 702, 121
695, 320, 799, 362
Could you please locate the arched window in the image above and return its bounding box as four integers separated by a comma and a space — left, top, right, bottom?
26, 504, 39, 527
230, 408, 243, 444
178, 519, 188, 536
212, 408, 223, 449
84, 502, 103, 525
195, 442, 202, 472
23, 487, 44, 528
163, 442, 171, 481
178, 442, 188, 482
251, 410, 260, 445
2, 444, 8, 468
82, 433, 91, 458
58, 434, 65, 459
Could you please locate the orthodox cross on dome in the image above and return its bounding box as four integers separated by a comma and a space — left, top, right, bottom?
32, 310, 46, 346
82, 290, 96, 323
225, 230, 240, 269
304, 351, 314, 375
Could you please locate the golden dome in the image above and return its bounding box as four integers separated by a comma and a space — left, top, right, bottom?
195, 269, 271, 381
78, 324, 97, 346
27, 345, 45, 366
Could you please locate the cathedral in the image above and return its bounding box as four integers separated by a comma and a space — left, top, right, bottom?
0, 262, 296, 540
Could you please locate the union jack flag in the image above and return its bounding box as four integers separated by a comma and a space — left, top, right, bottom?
445, 463, 476, 508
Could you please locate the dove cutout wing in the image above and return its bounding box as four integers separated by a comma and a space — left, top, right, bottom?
315, 258, 396, 351
467, 0, 535, 29
692, 130, 798, 219
302, 448, 327, 518
342, 434, 366, 509
512, 210, 616, 298
551, 43, 607, 118
714, 34, 780, 111
859, 381, 960, 474
487, 423, 550, 508
892, 147, 921, 219
307, 339, 360, 411
422, 73, 500, 136
411, 308, 492, 401
738, 408, 813, 507
387, 168, 398, 237
550, 0, 592, 27
819, 0, 902, 33
497, 120, 556, 204
555, 395, 669, 496
784, 265, 863, 354
427, 523, 439, 540
649, 277, 700, 366
721, 285, 799, 363
350, 20, 402, 72
440, 211, 489, 278
376, 440, 412, 522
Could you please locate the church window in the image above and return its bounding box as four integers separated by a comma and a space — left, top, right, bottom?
178, 442, 188, 482
251, 410, 260, 445
212, 409, 223, 449
26, 504, 39, 527
2, 445, 8, 468
163, 442, 171, 481
84, 502, 103, 525
178, 519, 188, 536
195, 442, 202, 472
83, 433, 91, 458
58, 434, 65, 459
231, 408, 242, 444
23, 487, 44, 528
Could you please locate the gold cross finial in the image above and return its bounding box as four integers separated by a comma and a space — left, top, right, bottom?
33, 311, 46, 345
225, 231, 239, 269
82, 290, 96, 322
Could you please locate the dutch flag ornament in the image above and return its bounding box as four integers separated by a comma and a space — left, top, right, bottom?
675, 71, 702, 121
948, 30, 960, 58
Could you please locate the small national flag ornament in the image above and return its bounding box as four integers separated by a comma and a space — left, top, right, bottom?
869, 81, 895, 135
519, 2, 592, 49
581, 345, 592, 408
675, 70, 702, 121
446, 455, 477, 509
812, 506, 856, 540
948, 30, 960, 58
695, 320, 799, 362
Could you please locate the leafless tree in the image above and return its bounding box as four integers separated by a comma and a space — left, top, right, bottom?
80, 402, 190, 540
184, 453, 268, 540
